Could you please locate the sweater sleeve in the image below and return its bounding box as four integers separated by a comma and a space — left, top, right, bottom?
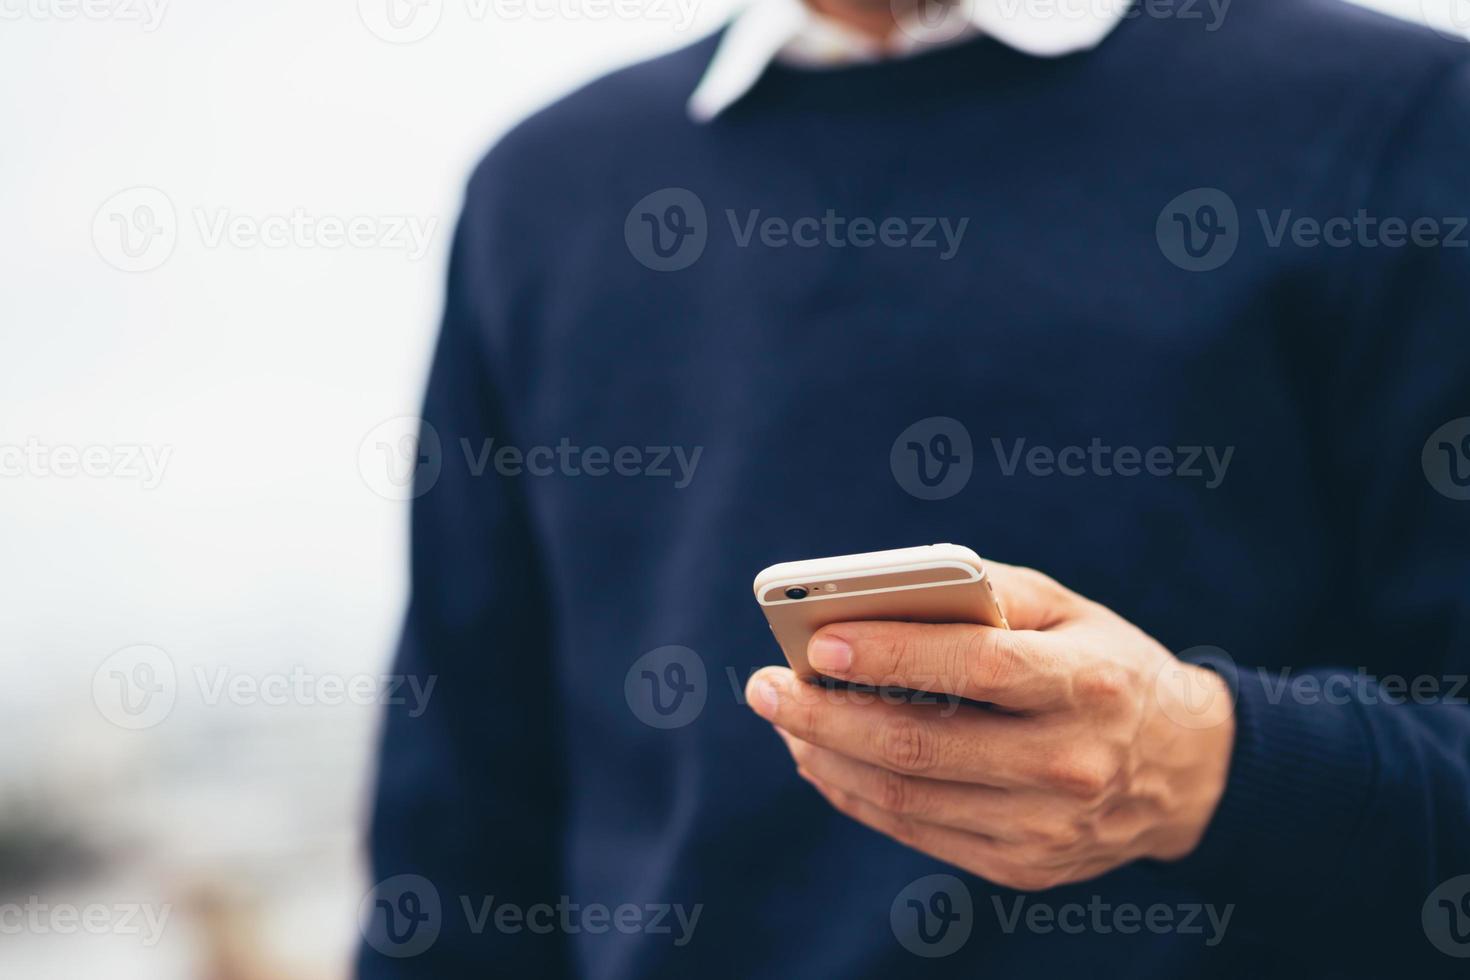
358, 176, 570, 977
1166, 56, 1470, 967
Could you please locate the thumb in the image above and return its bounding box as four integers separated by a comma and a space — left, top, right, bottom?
979, 559, 1083, 632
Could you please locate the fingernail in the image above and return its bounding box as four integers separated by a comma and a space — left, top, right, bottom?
808, 634, 853, 674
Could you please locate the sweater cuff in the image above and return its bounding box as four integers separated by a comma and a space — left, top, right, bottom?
1159, 656, 1378, 902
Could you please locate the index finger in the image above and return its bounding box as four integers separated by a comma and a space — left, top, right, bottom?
746, 666, 1045, 787
806, 620, 1067, 711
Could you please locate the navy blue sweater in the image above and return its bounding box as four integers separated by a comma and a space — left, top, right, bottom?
362, 2, 1470, 976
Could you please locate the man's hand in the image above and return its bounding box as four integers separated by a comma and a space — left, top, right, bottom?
745, 562, 1236, 892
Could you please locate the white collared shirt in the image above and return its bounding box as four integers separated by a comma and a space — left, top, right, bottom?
688, 0, 1131, 121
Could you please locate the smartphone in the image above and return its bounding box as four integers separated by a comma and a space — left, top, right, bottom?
753, 544, 1009, 680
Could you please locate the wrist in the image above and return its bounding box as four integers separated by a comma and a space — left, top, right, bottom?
1141, 662, 1236, 861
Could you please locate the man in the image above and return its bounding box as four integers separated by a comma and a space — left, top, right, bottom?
360, 0, 1470, 975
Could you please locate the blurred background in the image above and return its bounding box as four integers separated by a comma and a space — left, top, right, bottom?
0, 0, 1462, 976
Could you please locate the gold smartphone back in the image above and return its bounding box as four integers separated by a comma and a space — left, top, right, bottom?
753, 544, 1009, 679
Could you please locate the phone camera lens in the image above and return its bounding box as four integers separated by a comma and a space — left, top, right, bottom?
784, 587, 809, 600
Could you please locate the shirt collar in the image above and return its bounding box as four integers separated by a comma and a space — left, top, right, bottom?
688, 0, 1130, 122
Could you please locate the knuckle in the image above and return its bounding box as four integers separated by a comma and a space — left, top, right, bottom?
1045, 826, 1087, 855
876, 769, 934, 818
1025, 818, 1083, 851
876, 717, 940, 775
968, 628, 1022, 695
1040, 751, 1113, 801
876, 768, 912, 813
1073, 663, 1133, 708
